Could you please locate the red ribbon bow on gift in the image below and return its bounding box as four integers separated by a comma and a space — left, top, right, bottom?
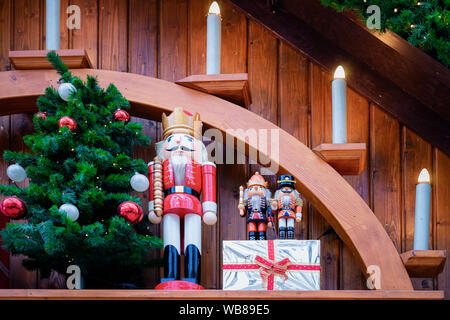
254, 255, 291, 283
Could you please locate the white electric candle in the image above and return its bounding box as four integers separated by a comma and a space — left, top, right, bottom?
413, 168, 431, 250
332, 65, 347, 143
206, 1, 221, 74
46, 0, 61, 50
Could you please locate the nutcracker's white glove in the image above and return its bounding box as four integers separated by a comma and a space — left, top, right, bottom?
295, 212, 302, 222
148, 210, 162, 224
203, 211, 217, 225
202, 202, 217, 225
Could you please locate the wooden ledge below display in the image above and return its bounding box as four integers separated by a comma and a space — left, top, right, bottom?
401, 250, 447, 278
0, 289, 443, 300
175, 73, 251, 107
9, 49, 93, 70
313, 143, 367, 175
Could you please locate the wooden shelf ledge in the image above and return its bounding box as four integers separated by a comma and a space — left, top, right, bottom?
9, 49, 93, 70
0, 289, 443, 300
401, 250, 447, 278
175, 73, 251, 107
313, 143, 367, 175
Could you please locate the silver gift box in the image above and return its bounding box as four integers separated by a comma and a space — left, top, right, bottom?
222, 240, 320, 290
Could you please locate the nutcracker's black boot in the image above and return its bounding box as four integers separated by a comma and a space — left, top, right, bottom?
183, 244, 201, 284
161, 245, 180, 282
279, 227, 286, 239
249, 231, 257, 240
287, 227, 295, 240
258, 231, 266, 240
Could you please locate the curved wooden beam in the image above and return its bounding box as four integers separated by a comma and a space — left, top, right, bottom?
0, 69, 412, 290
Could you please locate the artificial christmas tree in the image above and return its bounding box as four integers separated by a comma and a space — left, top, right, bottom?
0, 51, 163, 288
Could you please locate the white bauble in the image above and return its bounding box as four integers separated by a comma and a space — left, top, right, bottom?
59, 203, 79, 221
58, 83, 76, 101
130, 172, 149, 192
6, 163, 27, 182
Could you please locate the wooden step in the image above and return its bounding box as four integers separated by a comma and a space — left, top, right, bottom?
9, 49, 93, 70
0, 289, 444, 300
400, 250, 447, 278
176, 73, 251, 107
313, 143, 367, 175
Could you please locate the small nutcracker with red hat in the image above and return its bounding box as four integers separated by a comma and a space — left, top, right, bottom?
238, 172, 273, 240
270, 175, 304, 239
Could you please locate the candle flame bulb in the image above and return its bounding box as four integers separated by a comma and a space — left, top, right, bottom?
418, 168, 430, 183
209, 1, 220, 15
334, 65, 345, 79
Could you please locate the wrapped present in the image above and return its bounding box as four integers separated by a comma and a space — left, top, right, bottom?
223, 240, 320, 290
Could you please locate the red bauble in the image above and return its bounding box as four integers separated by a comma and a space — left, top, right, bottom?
58, 116, 77, 131
0, 196, 27, 220
117, 201, 143, 224
113, 109, 130, 123
35, 112, 48, 120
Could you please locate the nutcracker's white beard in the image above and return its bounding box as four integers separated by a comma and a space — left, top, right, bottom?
170, 155, 188, 186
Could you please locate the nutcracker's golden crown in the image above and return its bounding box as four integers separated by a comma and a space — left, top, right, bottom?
162, 107, 202, 140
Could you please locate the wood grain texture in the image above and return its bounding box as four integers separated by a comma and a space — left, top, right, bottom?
129, 0, 158, 77
402, 128, 433, 290
313, 143, 366, 176
2, 0, 450, 295
248, 20, 277, 125
0, 289, 443, 300
176, 73, 250, 107
0, 68, 415, 290
310, 63, 340, 289
340, 88, 369, 290
99, 0, 128, 72
188, 0, 209, 75
159, 0, 187, 81
0, 0, 11, 71
9, 49, 93, 69
401, 250, 446, 278
58, 0, 69, 50
0, 0, 11, 289
247, 20, 278, 231
371, 104, 402, 251
71, 0, 99, 68
278, 42, 309, 240
220, 0, 247, 74
435, 150, 450, 299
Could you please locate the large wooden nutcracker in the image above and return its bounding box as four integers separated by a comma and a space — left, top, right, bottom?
148, 108, 217, 286
238, 172, 273, 240
270, 175, 303, 239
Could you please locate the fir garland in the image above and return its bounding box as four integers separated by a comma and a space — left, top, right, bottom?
321, 0, 450, 67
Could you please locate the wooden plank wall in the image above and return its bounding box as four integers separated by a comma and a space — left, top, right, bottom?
0, 0, 449, 297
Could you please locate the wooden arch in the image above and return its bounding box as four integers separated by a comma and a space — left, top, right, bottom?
0, 69, 412, 290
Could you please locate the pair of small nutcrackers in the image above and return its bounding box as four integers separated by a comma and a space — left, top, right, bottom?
239, 173, 303, 240
148, 108, 217, 287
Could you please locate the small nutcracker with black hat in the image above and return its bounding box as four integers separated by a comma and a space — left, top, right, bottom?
270, 174, 304, 239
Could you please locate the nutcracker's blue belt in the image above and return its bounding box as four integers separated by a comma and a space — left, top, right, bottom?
165, 186, 200, 199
